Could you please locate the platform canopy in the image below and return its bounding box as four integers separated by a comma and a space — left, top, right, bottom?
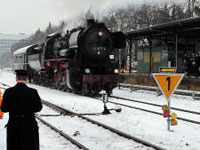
125, 17, 200, 41
124, 17, 200, 73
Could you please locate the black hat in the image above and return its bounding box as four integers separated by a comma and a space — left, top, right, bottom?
15, 70, 28, 76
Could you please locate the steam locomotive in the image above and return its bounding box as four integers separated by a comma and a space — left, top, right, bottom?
13, 19, 125, 95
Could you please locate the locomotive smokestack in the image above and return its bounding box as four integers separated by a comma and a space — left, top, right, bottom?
87, 19, 95, 26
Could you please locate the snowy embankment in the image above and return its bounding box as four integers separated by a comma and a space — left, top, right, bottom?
0, 70, 200, 150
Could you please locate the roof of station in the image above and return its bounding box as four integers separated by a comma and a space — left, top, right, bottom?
125, 17, 200, 40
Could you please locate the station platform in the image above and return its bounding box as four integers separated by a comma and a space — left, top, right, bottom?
121, 72, 200, 91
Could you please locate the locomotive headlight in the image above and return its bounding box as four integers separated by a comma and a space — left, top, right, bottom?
114, 69, 119, 74
85, 68, 90, 74
98, 31, 103, 37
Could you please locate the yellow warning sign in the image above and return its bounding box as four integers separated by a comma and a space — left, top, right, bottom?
160, 67, 176, 73
152, 73, 184, 100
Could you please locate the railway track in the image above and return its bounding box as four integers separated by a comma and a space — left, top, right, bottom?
0, 83, 166, 150
36, 115, 90, 150
42, 100, 166, 150
0, 86, 90, 150
108, 96, 200, 125
2, 81, 200, 148
110, 96, 200, 115
1, 81, 200, 125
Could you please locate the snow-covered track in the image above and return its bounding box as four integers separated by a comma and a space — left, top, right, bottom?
111, 96, 200, 115
0, 82, 8, 91
0, 84, 165, 149
36, 115, 90, 150
42, 100, 166, 150
108, 96, 200, 125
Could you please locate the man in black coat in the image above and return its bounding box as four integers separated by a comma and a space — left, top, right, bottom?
0, 70, 43, 150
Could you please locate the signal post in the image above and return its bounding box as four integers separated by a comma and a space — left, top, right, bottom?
152, 68, 184, 131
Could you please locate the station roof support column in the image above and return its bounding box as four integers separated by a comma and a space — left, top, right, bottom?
148, 36, 152, 73
175, 33, 178, 72
129, 39, 132, 73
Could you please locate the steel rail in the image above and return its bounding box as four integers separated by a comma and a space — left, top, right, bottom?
0, 82, 10, 87
36, 115, 90, 150
110, 96, 200, 115
108, 100, 200, 125
42, 100, 166, 150
0, 84, 89, 150
1, 83, 199, 125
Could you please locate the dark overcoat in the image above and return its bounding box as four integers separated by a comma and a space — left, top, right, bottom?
0, 82, 43, 150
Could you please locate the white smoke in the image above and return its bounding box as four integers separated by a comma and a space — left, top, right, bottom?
48, 0, 186, 20
48, 0, 187, 32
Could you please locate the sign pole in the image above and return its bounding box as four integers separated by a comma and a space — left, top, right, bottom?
152, 72, 184, 131
167, 99, 171, 131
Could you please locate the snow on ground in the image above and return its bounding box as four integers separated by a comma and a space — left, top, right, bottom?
0, 113, 79, 150
113, 87, 200, 112
0, 70, 200, 150
110, 90, 200, 122
41, 114, 154, 150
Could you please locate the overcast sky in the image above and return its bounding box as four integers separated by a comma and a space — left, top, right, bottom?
0, 0, 184, 35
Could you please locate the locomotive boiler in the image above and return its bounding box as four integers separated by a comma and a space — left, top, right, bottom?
13, 19, 125, 95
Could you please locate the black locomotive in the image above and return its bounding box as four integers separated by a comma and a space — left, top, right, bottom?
13, 19, 125, 95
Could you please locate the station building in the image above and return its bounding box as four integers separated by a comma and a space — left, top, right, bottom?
125, 17, 200, 73
0, 33, 29, 68
0, 33, 29, 54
